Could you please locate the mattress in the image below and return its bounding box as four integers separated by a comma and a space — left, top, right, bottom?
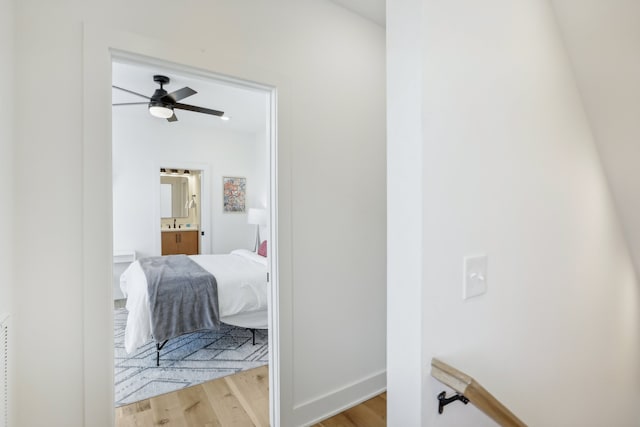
120, 249, 268, 353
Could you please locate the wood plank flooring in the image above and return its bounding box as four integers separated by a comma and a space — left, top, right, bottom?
115, 365, 386, 426
116, 365, 269, 426
311, 393, 386, 427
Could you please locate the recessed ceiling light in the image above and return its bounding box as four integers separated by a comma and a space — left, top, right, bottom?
220, 116, 231, 121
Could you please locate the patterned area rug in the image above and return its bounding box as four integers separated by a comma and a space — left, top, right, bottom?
114, 308, 268, 406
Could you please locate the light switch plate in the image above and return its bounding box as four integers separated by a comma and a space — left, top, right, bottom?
463, 255, 487, 299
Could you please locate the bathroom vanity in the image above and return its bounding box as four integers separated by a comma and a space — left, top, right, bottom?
161, 229, 199, 255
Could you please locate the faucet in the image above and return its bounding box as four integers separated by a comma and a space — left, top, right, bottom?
173, 218, 176, 229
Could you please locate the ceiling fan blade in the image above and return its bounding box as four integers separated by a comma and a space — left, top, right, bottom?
167, 112, 178, 122
174, 102, 224, 117
112, 102, 148, 106
163, 87, 197, 103
112, 85, 150, 100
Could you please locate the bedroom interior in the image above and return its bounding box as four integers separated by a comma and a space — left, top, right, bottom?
111, 57, 272, 407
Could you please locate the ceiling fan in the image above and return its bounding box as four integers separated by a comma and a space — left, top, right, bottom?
112, 75, 225, 122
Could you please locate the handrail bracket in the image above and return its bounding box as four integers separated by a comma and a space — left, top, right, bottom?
438, 391, 470, 414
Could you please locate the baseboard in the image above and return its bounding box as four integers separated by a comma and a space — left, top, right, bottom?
292, 369, 386, 426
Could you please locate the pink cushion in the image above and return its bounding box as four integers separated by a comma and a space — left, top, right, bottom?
258, 240, 267, 257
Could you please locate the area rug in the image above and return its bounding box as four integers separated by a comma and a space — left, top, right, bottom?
114, 308, 268, 406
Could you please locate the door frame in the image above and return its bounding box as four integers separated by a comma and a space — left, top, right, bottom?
82, 24, 285, 427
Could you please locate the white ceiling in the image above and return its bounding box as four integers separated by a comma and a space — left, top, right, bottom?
112, 60, 267, 133
329, 0, 386, 26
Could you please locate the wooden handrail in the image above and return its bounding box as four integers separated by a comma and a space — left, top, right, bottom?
431, 358, 527, 427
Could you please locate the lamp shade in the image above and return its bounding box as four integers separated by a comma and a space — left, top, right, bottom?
247, 208, 266, 225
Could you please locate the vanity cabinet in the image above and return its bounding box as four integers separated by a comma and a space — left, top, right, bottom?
162, 230, 199, 255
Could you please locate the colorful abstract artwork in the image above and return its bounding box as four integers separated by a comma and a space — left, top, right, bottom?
223, 176, 246, 212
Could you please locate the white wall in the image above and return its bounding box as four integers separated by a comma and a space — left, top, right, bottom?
113, 109, 265, 257
386, 0, 424, 424
12, 1, 386, 426
388, 0, 640, 426
0, 1, 13, 424
0, 0, 13, 319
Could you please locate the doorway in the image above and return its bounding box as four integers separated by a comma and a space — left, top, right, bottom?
111, 55, 276, 414
156, 165, 210, 255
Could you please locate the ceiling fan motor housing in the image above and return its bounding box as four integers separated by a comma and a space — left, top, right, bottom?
149, 76, 174, 118
150, 75, 174, 112
150, 89, 170, 105
150, 75, 169, 103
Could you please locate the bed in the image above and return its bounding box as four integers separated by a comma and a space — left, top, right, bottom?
120, 249, 268, 364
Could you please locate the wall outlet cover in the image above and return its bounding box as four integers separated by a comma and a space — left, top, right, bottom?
463, 254, 487, 299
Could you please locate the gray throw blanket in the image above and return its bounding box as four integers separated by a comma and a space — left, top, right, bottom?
139, 255, 220, 343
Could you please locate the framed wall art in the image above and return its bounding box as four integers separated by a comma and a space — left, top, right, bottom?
223, 176, 246, 213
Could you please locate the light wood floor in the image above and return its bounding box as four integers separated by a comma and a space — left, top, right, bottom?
311, 393, 386, 427
115, 365, 386, 426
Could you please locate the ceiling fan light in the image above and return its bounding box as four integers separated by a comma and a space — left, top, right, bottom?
149, 104, 173, 119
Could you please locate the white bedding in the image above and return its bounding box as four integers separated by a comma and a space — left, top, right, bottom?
120, 249, 268, 353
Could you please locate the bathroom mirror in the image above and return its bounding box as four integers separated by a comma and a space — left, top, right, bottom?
160, 175, 189, 218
